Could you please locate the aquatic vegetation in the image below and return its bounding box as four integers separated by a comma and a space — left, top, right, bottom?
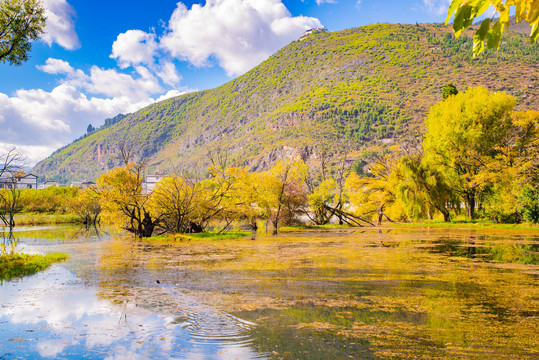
0, 252, 68, 281
0, 226, 537, 359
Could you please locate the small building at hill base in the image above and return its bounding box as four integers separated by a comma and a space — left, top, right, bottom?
0, 174, 38, 190
70, 181, 95, 189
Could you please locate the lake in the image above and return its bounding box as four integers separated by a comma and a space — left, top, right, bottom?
0, 225, 538, 359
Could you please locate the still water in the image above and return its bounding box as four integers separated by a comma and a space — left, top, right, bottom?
0, 226, 538, 359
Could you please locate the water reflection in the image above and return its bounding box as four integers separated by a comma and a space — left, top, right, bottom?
0, 227, 268, 359
0, 266, 267, 359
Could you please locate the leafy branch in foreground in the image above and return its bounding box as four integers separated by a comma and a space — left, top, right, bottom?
0, 0, 46, 65
446, 0, 539, 57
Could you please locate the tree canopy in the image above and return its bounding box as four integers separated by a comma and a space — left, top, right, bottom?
423, 87, 516, 218
0, 0, 46, 65
446, 0, 539, 57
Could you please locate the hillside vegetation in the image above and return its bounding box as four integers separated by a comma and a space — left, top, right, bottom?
33, 23, 539, 183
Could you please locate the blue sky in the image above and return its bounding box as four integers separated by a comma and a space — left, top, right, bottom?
0, 0, 454, 164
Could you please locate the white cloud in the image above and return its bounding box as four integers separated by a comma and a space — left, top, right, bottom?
110, 30, 158, 69
160, 0, 322, 76
316, 0, 337, 5
84, 66, 162, 100
422, 0, 451, 16
37, 58, 74, 74
0, 59, 190, 165
41, 0, 80, 50
155, 61, 182, 86
155, 89, 185, 103
110, 31, 182, 86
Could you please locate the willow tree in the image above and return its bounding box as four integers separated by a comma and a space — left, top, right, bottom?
345, 151, 405, 225
423, 87, 516, 219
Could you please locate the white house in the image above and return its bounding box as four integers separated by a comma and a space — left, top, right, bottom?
0, 174, 38, 190
144, 171, 166, 193
38, 181, 60, 189
70, 181, 95, 189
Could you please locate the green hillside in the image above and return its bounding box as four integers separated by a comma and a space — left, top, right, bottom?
33, 23, 539, 183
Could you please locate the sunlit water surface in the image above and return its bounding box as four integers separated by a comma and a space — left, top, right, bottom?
0, 225, 538, 359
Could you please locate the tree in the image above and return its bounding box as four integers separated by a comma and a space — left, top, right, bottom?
70, 189, 101, 226
87, 124, 95, 134
397, 154, 457, 222
422, 87, 516, 219
97, 163, 159, 238
0, 181, 20, 227
520, 184, 539, 223
150, 175, 203, 234
0, 0, 46, 65
345, 151, 404, 225
150, 167, 239, 234
0, 148, 22, 178
0, 148, 23, 228
446, 0, 539, 57
442, 83, 458, 100
255, 159, 307, 235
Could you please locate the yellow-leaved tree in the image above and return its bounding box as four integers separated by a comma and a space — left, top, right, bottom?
422, 87, 516, 219
345, 151, 406, 225
255, 159, 308, 234
69, 189, 101, 226
97, 163, 159, 237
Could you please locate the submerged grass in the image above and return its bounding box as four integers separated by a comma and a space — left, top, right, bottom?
146, 231, 252, 243
280, 224, 355, 232
390, 219, 539, 231
0, 252, 69, 281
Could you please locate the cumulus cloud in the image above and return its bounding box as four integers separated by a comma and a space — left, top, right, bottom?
159, 0, 322, 76
110, 30, 182, 86
41, 0, 80, 49
155, 61, 182, 86
37, 58, 74, 74
111, 30, 158, 69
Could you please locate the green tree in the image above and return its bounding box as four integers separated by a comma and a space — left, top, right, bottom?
423, 87, 516, 219
446, 0, 539, 57
442, 83, 458, 100
0, 0, 46, 65
520, 184, 539, 223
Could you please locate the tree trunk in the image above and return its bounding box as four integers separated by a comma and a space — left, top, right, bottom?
140, 211, 156, 237
442, 210, 450, 222
466, 191, 475, 219
376, 204, 385, 226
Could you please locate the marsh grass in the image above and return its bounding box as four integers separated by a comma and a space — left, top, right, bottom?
391, 219, 539, 231
280, 224, 355, 232
14, 213, 81, 225
0, 252, 69, 281
146, 231, 252, 243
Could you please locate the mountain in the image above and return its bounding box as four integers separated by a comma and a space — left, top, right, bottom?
33, 23, 539, 184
